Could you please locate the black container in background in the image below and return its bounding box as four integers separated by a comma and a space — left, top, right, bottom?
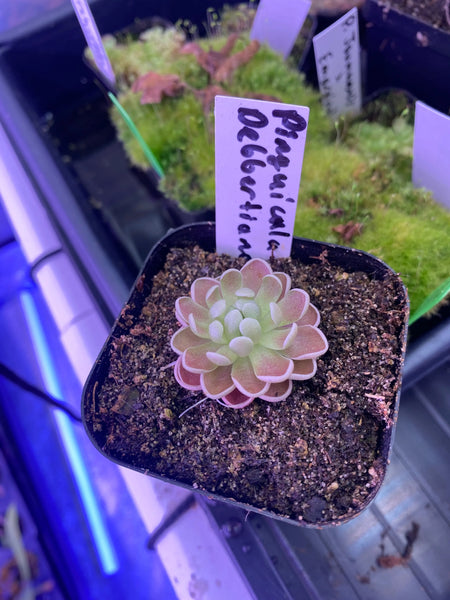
299, 7, 367, 91
362, 0, 450, 115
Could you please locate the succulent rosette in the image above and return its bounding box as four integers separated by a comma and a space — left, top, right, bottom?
171, 258, 328, 409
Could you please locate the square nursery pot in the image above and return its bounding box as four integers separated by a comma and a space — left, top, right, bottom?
362, 0, 450, 114
82, 222, 409, 527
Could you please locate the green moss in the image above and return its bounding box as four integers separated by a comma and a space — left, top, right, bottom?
108, 31, 331, 211
354, 206, 450, 313
104, 26, 450, 316
103, 28, 208, 87
294, 115, 450, 314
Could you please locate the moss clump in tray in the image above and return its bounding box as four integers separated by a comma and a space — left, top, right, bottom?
98, 25, 450, 316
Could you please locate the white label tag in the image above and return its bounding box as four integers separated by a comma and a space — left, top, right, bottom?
215, 96, 309, 260
313, 7, 362, 118
413, 101, 450, 209
250, 0, 311, 59
71, 0, 115, 88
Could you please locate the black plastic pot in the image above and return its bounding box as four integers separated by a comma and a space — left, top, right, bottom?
362, 0, 450, 115
82, 222, 409, 528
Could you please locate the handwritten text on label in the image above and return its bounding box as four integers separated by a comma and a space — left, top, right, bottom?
313, 7, 362, 118
215, 96, 309, 260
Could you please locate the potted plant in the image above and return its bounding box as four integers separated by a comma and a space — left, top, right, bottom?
82, 222, 408, 526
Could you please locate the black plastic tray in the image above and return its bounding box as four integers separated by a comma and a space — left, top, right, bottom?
362, 0, 450, 114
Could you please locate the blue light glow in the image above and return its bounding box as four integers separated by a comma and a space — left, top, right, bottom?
19, 290, 119, 575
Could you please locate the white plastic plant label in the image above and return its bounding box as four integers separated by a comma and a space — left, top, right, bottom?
250, 0, 311, 59
412, 102, 450, 208
413, 101, 450, 210
71, 0, 115, 89
215, 96, 309, 260
313, 7, 362, 118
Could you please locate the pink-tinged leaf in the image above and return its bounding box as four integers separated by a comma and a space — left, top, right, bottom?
273, 272, 291, 299
221, 388, 255, 408
231, 357, 270, 397
208, 344, 237, 365
241, 258, 272, 293
219, 268, 243, 303
277, 289, 309, 325
188, 314, 210, 338
250, 347, 294, 383
283, 326, 328, 360
259, 379, 292, 402
201, 366, 235, 399
255, 274, 283, 305
206, 351, 232, 366
260, 323, 298, 350
205, 285, 223, 308
171, 327, 206, 354
296, 303, 320, 327
291, 358, 317, 380
183, 342, 220, 373
191, 277, 220, 307
174, 358, 202, 390
176, 296, 209, 326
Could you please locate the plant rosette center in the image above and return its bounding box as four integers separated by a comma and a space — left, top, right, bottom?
171, 258, 328, 408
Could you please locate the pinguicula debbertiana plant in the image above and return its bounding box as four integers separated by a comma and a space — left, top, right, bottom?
171, 258, 328, 409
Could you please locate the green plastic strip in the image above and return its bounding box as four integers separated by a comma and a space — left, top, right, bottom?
409, 276, 450, 325
108, 92, 164, 179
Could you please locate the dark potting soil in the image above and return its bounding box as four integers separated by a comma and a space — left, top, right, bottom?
86, 245, 407, 524
381, 0, 450, 32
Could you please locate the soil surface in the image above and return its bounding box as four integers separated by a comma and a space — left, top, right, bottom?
380, 0, 450, 32
85, 245, 407, 524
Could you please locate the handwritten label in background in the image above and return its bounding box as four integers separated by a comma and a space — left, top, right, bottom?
313, 7, 362, 118
413, 101, 450, 210
71, 0, 115, 89
250, 0, 311, 59
215, 96, 309, 260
